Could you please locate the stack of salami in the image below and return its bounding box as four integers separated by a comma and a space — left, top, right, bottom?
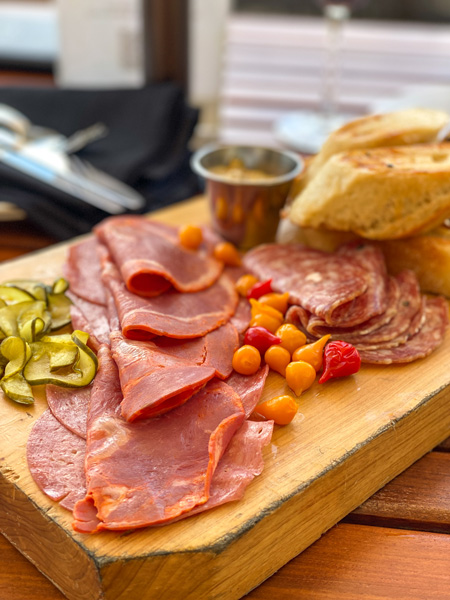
243, 242, 448, 364
27, 216, 271, 533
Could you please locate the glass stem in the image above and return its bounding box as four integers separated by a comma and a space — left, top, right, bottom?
322, 4, 350, 122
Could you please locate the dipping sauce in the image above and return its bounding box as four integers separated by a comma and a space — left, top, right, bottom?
208, 158, 275, 183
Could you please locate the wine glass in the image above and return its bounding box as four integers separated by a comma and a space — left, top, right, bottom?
274, 0, 369, 153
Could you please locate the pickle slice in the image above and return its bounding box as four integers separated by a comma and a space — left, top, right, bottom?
24, 330, 97, 387
1, 336, 32, 378
5, 280, 50, 303
0, 301, 52, 339
31, 338, 79, 371
19, 317, 46, 343
47, 292, 72, 330
52, 278, 69, 295
1, 373, 34, 405
0, 285, 35, 305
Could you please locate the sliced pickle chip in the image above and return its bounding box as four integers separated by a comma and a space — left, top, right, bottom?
5, 280, 50, 303
1, 373, 34, 405
0, 300, 52, 339
0, 354, 7, 378
1, 336, 32, 378
48, 292, 72, 330
19, 317, 46, 343
24, 330, 97, 388
0, 285, 35, 305
31, 339, 79, 370
52, 278, 69, 295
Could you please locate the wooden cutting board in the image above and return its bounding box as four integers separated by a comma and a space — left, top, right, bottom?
1, 196, 450, 600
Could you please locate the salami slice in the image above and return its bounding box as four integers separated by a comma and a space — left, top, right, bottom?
95, 215, 223, 296
243, 243, 370, 326
27, 409, 86, 511
111, 331, 216, 421
64, 238, 107, 306
304, 276, 400, 339
46, 385, 91, 439
102, 257, 238, 340
358, 297, 448, 364
73, 346, 245, 533
329, 243, 389, 327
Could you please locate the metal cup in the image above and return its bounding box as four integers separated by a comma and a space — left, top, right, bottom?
191, 145, 303, 250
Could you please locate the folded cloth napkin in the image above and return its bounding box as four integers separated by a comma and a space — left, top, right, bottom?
0, 83, 200, 240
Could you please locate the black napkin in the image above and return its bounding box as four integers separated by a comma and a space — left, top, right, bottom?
0, 83, 200, 240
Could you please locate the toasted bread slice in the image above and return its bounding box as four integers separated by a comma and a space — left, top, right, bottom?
289, 143, 450, 240
305, 108, 449, 185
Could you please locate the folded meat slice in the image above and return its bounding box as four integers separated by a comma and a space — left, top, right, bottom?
64, 237, 107, 306
243, 243, 371, 326
171, 420, 274, 522
102, 257, 238, 340
226, 365, 270, 418
73, 346, 245, 533
68, 292, 111, 351
27, 409, 86, 511
46, 385, 91, 439
111, 330, 216, 421
95, 215, 223, 296
358, 296, 448, 364
153, 322, 239, 380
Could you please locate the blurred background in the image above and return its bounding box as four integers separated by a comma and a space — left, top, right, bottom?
0, 0, 450, 243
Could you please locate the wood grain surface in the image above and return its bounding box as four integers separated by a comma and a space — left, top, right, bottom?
1, 197, 450, 600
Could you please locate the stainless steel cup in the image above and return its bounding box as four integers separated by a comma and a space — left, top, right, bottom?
191, 145, 303, 250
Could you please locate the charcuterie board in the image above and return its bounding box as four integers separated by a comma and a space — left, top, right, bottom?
1, 196, 450, 600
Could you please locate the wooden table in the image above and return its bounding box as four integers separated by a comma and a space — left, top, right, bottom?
1, 198, 450, 600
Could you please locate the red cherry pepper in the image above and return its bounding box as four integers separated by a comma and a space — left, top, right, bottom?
318, 340, 361, 384
244, 326, 281, 354
247, 278, 273, 300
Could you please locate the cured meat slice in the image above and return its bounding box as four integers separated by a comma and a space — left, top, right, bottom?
64, 238, 107, 306
95, 215, 223, 296
111, 330, 216, 421
358, 297, 448, 364
299, 271, 422, 349
102, 257, 238, 340
73, 346, 245, 533
226, 365, 270, 418
329, 244, 389, 327
230, 298, 252, 342
27, 409, 86, 511
46, 385, 91, 439
153, 322, 239, 380
172, 420, 274, 521
304, 276, 400, 339
68, 292, 111, 351
243, 243, 370, 326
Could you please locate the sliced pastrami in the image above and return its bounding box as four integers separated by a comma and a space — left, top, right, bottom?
73, 346, 245, 532
95, 215, 223, 296
27, 409, 86, 511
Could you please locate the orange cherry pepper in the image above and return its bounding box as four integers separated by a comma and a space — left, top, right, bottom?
292, 334, 331, 372
255, 395, 298, 426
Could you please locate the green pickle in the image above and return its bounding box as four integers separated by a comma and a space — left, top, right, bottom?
0, 277, 98, 405
24, 330, 97, 388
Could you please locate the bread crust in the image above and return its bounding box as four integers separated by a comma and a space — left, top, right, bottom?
304, 108, 449, 186
290, 143, 450, 240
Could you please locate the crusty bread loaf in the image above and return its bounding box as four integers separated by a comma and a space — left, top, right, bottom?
304, 108, 450, 187
289, 143, 450, 240
276, 219, 450, 297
